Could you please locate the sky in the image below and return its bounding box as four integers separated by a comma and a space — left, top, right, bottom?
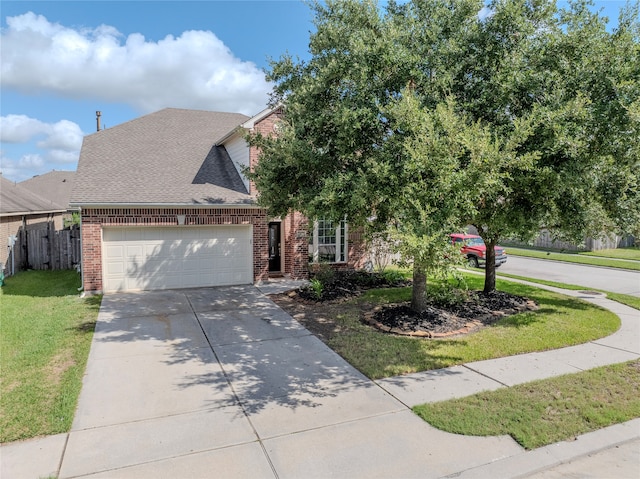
0, 0, 631, 183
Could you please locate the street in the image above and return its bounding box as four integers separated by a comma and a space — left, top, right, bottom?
497, 256, 640, 297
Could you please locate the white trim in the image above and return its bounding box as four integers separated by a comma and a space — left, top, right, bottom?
309, 218, 349, 264
216, 104, 283, 145
241, 104, 283, 130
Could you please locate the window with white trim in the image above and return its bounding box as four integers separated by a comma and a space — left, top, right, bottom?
309, 218, 348, 263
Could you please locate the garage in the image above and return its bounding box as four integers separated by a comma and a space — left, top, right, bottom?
102, 226, 253, 292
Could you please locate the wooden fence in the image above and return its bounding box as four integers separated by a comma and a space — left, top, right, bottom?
12, 225, 81, 272
503, 230, 636, 252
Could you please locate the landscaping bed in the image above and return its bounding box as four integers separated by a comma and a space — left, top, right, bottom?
278, 270, 538, 338
366, 290, 538, 337
270, 271, 620, 379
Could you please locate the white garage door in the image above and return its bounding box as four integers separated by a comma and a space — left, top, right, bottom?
102, 226, 253, 292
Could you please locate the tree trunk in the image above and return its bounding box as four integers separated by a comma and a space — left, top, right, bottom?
411, 262, 428, 312
483, 241, 497, 294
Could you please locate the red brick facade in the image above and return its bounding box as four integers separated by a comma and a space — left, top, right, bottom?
283, 211, 310, 279
248, 107, 282, 195
79, 107, 370, 293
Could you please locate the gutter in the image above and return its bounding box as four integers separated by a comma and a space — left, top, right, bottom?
69, 202, 261, 209
77, 206, 84, 292
0, 208, 68, 217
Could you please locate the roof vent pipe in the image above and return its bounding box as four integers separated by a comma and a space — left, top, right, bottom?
96, 111, 102, 132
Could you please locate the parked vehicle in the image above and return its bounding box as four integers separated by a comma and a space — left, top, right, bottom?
450, 233, 508, 268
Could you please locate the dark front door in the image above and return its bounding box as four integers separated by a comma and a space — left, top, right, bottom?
268, 222, 281, 272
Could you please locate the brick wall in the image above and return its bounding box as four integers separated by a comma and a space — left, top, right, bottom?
80, 207, 269, 293
283, 211, 309, 279
347, 227, 368, 269
248, 107, 283, 195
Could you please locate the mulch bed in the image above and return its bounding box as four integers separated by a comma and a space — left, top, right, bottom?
275, 271, 538, 339
364, 290, 539, 338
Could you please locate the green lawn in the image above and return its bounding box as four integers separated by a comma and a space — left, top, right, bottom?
414, 360, 640, 450
582, 246, 640, 261
496, 272, 640, 311
0, 270, 101, 443
505, 247, 640, 271
326, 275, 620, 379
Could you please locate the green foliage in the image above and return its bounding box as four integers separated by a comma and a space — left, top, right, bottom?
428, 284, 470, 308
63, 211, 81, 228
381, 269, 406, 284
309, 278, 324, 300
249, 0, 640, 302
312, 263, 336, 286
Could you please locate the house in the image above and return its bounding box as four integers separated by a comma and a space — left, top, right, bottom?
70, 107, 367, 294
0, 175, 69, 273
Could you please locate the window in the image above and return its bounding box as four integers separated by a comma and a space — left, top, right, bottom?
309, 218, 348, 263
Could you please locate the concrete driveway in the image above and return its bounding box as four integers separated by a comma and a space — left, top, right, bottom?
54, 285, 523, 478
5, 283, 638, 478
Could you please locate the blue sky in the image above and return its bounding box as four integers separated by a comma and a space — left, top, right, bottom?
0, 0, 630, 182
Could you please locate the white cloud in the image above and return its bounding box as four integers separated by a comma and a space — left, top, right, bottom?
19, 153, 44, 169
1, 12, 272, 115
47, 149, 79, 164
35, 120, 84, 152
0, 115, 50, 143
1, 115, 83, 151
0, 115, 83, 180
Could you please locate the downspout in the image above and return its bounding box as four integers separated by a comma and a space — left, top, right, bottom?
22, 215, 28, 270
78, 207, 84, 292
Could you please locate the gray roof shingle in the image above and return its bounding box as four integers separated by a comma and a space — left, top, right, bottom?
1, 176, 67, 215
20, 170, 75, 209
70, 108, 254, 206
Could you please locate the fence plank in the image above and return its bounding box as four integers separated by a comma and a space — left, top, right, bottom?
15, 225, 81, 272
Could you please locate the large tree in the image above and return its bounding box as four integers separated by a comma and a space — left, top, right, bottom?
249, 0, 640, 308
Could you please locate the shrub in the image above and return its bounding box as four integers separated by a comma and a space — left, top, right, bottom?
309, 278, 324, 300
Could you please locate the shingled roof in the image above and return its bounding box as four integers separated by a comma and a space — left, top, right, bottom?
1, 176, 67, 216
20, 170, 76, 209
70, 108, 254, 206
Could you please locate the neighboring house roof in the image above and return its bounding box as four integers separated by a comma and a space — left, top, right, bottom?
20, 170, 76, 209
0, 176, 67, 216
70, 108, 253, 206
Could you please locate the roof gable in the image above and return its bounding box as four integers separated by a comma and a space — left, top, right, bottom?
70, 108, 252, 206
192, 146, 248, 194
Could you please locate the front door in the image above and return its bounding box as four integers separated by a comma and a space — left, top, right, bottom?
268, 222, 281, 273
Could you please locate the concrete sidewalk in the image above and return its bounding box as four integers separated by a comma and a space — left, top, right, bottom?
1, 280, 639, 478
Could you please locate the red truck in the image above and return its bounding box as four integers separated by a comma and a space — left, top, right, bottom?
450, 233, 508, 268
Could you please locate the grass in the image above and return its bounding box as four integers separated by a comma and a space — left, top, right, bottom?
0, 270, 101, 443
413, 360, 640, 450
325, 274, 620, 379
496, 272, 640, 311
505, 246, 640, 271
581, 247, 640, 261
